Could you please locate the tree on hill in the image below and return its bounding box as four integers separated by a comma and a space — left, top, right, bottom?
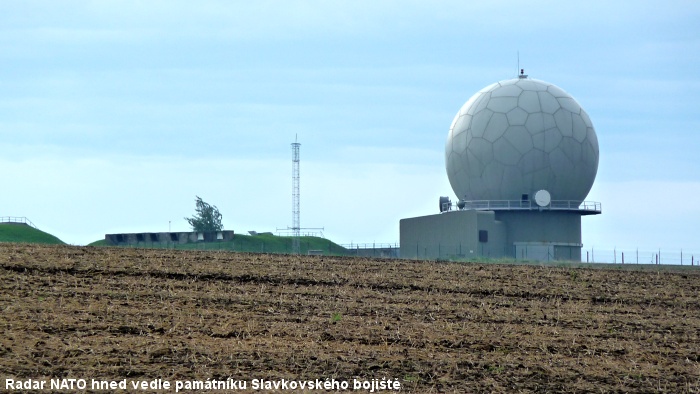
185, 196, 223, 232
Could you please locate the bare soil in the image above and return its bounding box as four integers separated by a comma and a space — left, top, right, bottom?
1, 244, 699, 393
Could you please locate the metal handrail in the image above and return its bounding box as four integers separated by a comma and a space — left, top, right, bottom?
341, 243, 400, 250
456, 200, 601, 213
0, 216, 37, 228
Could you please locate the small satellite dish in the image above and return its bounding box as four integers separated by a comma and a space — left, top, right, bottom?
534, 190, 551, 207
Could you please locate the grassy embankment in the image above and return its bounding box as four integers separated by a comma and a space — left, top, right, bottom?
0, 224, 64, 245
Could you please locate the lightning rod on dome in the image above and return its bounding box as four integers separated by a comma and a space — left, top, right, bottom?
517, 51, 528, 78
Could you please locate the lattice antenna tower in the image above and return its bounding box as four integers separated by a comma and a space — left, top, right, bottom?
277, 135, 324, 253
291, 135, 301, 254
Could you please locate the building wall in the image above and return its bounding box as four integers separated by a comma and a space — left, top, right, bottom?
493, 211, 581, 246
400, 209, 584, 261
399, 210, 507, 259
476, 211, 508, 258
554, 244, 581, 261
513, 242, 582, 261
495, 211, 582, 261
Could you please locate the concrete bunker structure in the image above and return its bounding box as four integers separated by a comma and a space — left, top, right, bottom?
105, 230, 234, 246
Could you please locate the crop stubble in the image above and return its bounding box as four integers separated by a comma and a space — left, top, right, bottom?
1, 244, 699, 393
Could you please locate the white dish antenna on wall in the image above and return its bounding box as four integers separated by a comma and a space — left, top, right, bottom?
534, 190, 551, 207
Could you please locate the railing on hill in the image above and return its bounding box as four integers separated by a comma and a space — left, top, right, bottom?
0, 217, 36, 228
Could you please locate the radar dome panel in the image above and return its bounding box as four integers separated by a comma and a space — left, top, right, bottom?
445, 78, 599, 202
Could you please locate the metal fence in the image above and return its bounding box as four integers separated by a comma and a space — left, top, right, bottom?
341, 243, 399, 250
583, 248, 699, 266
99, 237, 699, 266
340, 243, 400, 258
0, 216, 36, 228
399, 243, 518, 261
348, 242, 699, 266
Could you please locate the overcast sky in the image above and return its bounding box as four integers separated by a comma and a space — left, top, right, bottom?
1, 1, 698, 257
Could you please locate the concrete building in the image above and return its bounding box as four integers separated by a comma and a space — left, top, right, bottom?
400, 73, 601, 261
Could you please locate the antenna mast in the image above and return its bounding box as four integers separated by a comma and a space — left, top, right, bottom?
517, 52, 528, 79
277, 135, 324, 253
291, 135, 301, 254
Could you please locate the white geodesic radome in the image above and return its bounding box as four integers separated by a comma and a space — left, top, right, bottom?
445, 77, 599, 202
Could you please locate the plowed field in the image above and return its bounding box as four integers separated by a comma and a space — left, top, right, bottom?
1, 244, 699, 393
